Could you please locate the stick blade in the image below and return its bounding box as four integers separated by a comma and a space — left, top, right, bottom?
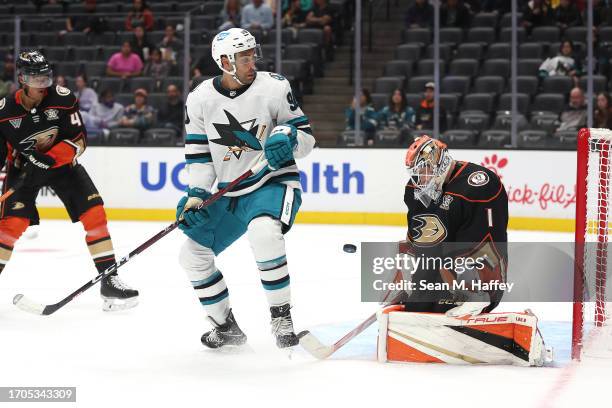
298, 330, 334, 359
13, 294, 45, 315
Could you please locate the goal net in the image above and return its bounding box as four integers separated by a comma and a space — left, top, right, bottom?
572, 128, 612, 360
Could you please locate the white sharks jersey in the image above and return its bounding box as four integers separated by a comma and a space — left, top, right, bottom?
184, 71, 315, 197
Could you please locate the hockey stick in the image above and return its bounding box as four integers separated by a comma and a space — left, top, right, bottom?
12, 160, 269, 316
0, 171, 27, 204
298, 312, 378, 359
298, 285, 407, 359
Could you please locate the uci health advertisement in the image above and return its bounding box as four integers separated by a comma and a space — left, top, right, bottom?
35, 147, 577, 230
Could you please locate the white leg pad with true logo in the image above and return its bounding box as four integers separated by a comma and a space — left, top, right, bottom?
377, 307, 553, 366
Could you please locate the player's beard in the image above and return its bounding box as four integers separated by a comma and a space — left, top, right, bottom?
237, 69, 256, 85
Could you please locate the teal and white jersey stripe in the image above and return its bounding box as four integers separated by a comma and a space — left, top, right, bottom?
183, 71, 315, 196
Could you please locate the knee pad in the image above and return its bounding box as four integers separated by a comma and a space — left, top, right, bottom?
0, 217, 30, 247
179, 238, 216, 279
79, 205, 109, 242
247, 216, 283, 249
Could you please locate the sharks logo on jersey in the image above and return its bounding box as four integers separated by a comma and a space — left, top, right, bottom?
211, 110, 265, 161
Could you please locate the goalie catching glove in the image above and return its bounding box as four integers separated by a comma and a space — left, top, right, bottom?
264, 124, 298, 171
176, 187, 212, 230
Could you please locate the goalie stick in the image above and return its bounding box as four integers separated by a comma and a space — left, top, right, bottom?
298, 312, 378, 359
13, 160, 269, 316
298, 274, 407, 359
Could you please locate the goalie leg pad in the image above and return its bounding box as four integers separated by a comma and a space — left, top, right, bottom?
377, 307, 553, 366
247, 216, 291, 307
180, 238, 230, 324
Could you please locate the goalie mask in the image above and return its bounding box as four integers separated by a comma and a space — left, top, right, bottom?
405, 136, 453, 207
16, 50, 53, 89
212, 28, 262, 86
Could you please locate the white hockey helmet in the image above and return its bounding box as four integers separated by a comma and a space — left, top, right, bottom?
211, 28, 262, 79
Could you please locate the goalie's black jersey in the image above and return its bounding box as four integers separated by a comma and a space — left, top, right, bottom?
404, 161, 509, 307
0, 85, 86, 167
404, 161, 508, 247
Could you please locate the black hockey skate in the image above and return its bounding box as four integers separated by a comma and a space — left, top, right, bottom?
201, 309, 248, 349
100, 273, 139, 312
270, 304, 299, 348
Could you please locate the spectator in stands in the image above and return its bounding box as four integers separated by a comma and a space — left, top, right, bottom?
0, 78, 15, 99
0, 54, 16, 98
522, 0, 553, 33
345, 88, 378, 146
158, 24, 183, 62
479, 0, 510, 13
440, 0, 471, 28
74, 74, 98, 112
557, 87, 587, 131
118, 88, 156, 131
405, 0, 434, 28
552, 0, 582, 31
55, 75, 67, 87
283, 0, 308, 29
157, 84, 184, 136
415, 82, 447, 133
539, 40, 582, 82
594, 0, 612, 28
106, 41, 144, 79
219, 0, 243, 30
143, 48, 171, 79
126, 0, 154, 32
63, 0, 107, 37
280, 0, 313, 13
192, 51, 217, 78
87, 89, 124, 137
241, 0, 274, 30
131, 25, 154, 63
306, 0, 334, 58
378, 89, 415, 144
595, 92, 612, 129
1, 54, 15, 82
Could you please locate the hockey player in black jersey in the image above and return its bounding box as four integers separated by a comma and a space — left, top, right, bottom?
0, 50, 138, 311
401, 136, 508, 317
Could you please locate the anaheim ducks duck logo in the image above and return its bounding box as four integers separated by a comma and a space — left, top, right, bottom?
19, 126, 59, 152
411, 214, 447, 246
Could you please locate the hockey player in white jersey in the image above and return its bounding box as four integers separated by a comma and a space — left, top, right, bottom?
177, 28, 315, 349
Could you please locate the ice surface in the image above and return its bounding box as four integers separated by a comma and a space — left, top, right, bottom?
0, 221, 609, 408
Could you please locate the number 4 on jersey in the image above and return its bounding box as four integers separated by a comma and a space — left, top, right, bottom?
70, 112, 82, 127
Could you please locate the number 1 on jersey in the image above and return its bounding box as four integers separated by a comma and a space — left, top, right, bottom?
486, 208, 493, 227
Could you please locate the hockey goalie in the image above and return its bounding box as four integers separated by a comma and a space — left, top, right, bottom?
377, 136, 552, 366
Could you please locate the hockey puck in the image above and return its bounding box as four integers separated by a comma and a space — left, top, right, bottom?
343, 244, 357, 253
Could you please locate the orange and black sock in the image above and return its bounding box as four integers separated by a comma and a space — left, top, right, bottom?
79, 205, 115, 274
0, 217, 29, 275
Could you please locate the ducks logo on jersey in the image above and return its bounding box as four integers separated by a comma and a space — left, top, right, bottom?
19, 126, 59, 152
211, 110, 264, 161
411, 214, 447, 246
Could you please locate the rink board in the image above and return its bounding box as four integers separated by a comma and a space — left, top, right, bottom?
34, 147, 577, 231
